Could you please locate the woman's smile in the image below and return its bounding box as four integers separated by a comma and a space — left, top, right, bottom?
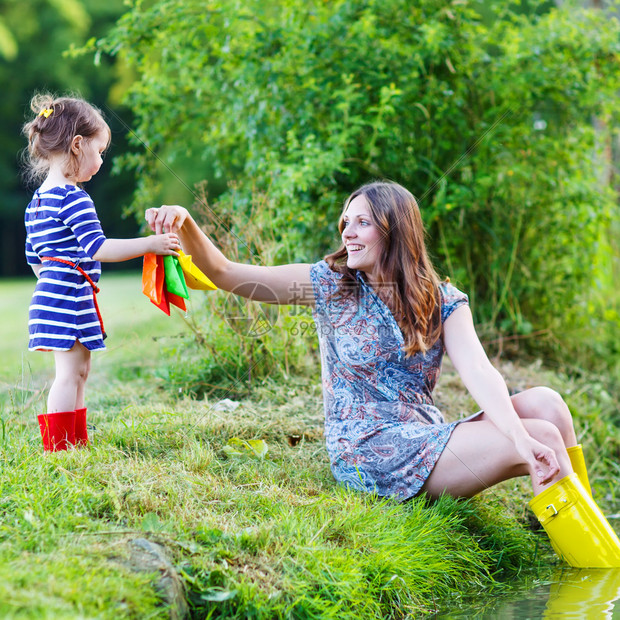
341, 195, 383, 282
346, 243, 364, 252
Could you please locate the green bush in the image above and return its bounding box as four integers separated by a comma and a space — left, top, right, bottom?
94, 0, 620, 371
157, 186, 320, 398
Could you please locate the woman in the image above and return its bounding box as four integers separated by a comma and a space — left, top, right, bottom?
146, 181, 620, 568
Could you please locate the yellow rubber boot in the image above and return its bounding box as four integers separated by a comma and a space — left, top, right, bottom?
529, 473, 620, 568
566, 444, 593, 498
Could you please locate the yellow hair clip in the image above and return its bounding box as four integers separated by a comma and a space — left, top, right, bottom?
38, 108, 53, 118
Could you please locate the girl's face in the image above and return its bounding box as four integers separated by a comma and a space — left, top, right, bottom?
74, 128, 109, 183
341, 194, 384, 284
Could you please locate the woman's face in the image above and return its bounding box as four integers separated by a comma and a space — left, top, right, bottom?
341, 194, 384, 284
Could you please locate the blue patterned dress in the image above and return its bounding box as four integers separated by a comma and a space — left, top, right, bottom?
310, 260, 470, 501
25, 185, 107, 351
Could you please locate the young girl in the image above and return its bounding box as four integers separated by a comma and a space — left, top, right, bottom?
22, 93, 181, 452
146, 181, 620, 567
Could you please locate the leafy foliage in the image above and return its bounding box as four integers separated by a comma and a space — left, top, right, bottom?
157, 184, 320, 399
96, 0, 620, 370
0, 0, 137, 276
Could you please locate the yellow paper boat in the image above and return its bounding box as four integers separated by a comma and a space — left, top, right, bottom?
177, 250, 217, 290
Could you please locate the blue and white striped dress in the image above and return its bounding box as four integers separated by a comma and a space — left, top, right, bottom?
25, 185, 107, 351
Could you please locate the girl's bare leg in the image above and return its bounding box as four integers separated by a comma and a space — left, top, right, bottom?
47, 341, 91, 412
74, 351, 91, 410
420, 417, 573, 499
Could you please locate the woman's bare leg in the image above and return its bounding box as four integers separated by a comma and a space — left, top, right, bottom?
509, 387, 578, 447
47, 341, 91, 412
420, 418, 573, 499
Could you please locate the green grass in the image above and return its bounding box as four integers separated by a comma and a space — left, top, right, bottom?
1, 272, 190, 412
0, 398, 545, 619
0, 275, 617, 618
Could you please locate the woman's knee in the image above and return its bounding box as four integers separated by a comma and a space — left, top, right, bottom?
514, 386, 575, 438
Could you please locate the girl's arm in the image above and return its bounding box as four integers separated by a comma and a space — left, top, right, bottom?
146, 205, 314, 305
443, 304, 560, 484
31, 264, 42, 278
92, 233, 180, 263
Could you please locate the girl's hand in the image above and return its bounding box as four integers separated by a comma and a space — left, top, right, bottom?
145, 205, 189, 235
149, 232, 181, 256
514, 435, 560, 486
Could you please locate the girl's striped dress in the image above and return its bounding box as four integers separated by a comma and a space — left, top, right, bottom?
25, 185, 107, 351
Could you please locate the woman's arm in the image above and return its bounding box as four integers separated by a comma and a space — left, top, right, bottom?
443, 305, 560, 483
146, 205, 314, 305
92, 234, 180, 262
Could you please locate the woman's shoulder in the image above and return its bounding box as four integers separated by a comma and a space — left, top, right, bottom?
310, 259, 343, 283
438, 280, 469, 322
439, 280, 467, 299
309, 260, 345, 308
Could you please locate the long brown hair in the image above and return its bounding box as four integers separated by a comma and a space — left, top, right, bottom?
21, 93, 110, 185
325, 181, 442, 356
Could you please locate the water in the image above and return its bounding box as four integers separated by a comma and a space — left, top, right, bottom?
439, 568, 620, 619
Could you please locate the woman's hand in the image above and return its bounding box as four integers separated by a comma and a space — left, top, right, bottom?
145, 205, 189, 235
514, 434, 561, 486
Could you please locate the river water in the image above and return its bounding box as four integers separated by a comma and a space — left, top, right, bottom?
439, 568, 620, 618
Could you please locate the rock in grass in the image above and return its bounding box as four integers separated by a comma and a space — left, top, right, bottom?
124, 537, 189, 620
213, 398, 240, 412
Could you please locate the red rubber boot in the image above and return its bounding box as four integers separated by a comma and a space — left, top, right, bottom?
74, 407, 89, 447
38, 411, 76, 451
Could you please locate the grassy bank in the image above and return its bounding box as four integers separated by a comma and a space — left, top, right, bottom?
1, 275, 618, 618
